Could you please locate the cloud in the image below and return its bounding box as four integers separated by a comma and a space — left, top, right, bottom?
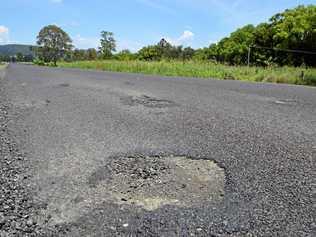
73, 35, 99, 49
51, 0, 63, 3
0, 26, 9, 44
164, 30, 194, 46
117, 40, 143, 52
136, 0, 175, 15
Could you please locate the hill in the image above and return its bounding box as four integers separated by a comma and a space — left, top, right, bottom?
0, 44, 35, 56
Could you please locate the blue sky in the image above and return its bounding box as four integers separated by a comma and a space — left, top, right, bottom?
0, 0, 314, 51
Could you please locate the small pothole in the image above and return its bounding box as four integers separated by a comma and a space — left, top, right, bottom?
89, 155, 225, 211
58, 83, 70, 87
121, 95, 177, 108
273, 99, 298, 105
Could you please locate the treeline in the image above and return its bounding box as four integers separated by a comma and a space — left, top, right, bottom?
62, 39, 195, 62
66, 5, 315, 67
0, 44, 35, 62
34, 5, 315, 67
0, 53, 34, 62
198, 5, 316, 66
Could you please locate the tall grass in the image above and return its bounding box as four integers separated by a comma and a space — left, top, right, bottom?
58, 60, 316, 86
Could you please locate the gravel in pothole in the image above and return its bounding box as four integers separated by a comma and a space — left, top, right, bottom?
120, 95, 178, 108
89, 155, 225, 211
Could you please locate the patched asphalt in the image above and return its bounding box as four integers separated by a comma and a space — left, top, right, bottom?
1, 64, 315, 236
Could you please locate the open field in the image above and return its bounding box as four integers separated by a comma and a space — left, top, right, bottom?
58, 60, 316, 86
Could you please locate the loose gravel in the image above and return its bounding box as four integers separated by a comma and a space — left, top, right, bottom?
88, 154, 225, 211
0, 70, 53, 236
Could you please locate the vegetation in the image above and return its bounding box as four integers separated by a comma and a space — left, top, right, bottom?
0, 44, 35, 62
99, 31, 116, 59
31, 4, 316, 86
58, 60, 316, 86
36, 25, 73, 66
33, 5, 313, 66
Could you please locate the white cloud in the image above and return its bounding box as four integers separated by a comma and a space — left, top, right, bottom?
51, 0, 63, 3
136, 0, 175, 15
117, 40, 143, 52
164, 30, 194, 46
0, 25, 9, 44
73, 35, 99, 49
178, 30, 194, 42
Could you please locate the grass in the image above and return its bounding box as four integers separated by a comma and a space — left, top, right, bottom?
0, 62, 7, 70
58, 60, 316, 86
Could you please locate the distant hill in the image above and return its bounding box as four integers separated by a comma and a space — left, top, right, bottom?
0, 44, 35, 56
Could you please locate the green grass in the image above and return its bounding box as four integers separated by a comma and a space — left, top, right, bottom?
0, 63, 7, 70
58, 60, 316, 86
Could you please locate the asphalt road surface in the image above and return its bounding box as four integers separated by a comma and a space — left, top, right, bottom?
1, 64, 315, 236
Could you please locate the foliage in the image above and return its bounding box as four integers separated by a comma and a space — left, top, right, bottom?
209, 5, 316, 66
99, 31, 116, 59
39, 5, 316, 68
36, 25, 73, 66
58, 60, 316, 86
0, 44, 35, 56
137, 45, 162, 61
0, 45, 35, 62
137, 38, 196, 61
115, 49, 136, 61
86, 48, 98, 60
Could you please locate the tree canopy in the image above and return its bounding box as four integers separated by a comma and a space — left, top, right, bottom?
99, 31, 116, 59
36, 25, 73, 65
29, 5, 315, 67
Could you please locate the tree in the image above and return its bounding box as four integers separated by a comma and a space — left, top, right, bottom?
181, 47, 195, 61
36, 25, 73, 66
73, 49, 86, 61
269, 5, 316, 66
99, 31, 116, 59
16, 52, 24, 62
209, 5, 316, 66
116, 49, 135, 61
86, 48, 98, 60
137, 45, 162, 61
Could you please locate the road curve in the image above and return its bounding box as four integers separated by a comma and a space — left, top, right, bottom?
1, 64, 315, 236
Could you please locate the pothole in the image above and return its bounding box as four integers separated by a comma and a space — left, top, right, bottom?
273, 99, 298, 105
89, 155, 225, 211
121, 95, 177, 108
58, 83, 70, 87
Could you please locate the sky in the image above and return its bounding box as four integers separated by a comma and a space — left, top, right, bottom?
0, 0, 315, 51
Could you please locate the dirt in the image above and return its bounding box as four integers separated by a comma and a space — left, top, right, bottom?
89, 155, 225, 211
120, 95, 178, 108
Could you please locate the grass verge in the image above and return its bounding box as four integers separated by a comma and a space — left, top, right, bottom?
0, 63, 7, 69
58, 60, 316, 86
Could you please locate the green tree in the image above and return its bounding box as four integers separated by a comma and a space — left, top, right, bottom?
181, 47, 195, 61
73, 49, 86, 61
86, 48, 98, 60
216, 24, 255, 65
99, 31, 116, 59
269, 5, 316, 66
116, 49, 135, 61
36, 25, 73, 66
137, 45, 162, 61
16, 52, 24, 62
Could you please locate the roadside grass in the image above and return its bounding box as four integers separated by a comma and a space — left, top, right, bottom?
57, 60, 316, 86
0, 62, 7, 70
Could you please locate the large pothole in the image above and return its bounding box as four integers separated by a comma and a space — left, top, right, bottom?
89, 155, 225, 211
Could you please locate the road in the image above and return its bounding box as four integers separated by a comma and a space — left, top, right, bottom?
1, 64, 315, 236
